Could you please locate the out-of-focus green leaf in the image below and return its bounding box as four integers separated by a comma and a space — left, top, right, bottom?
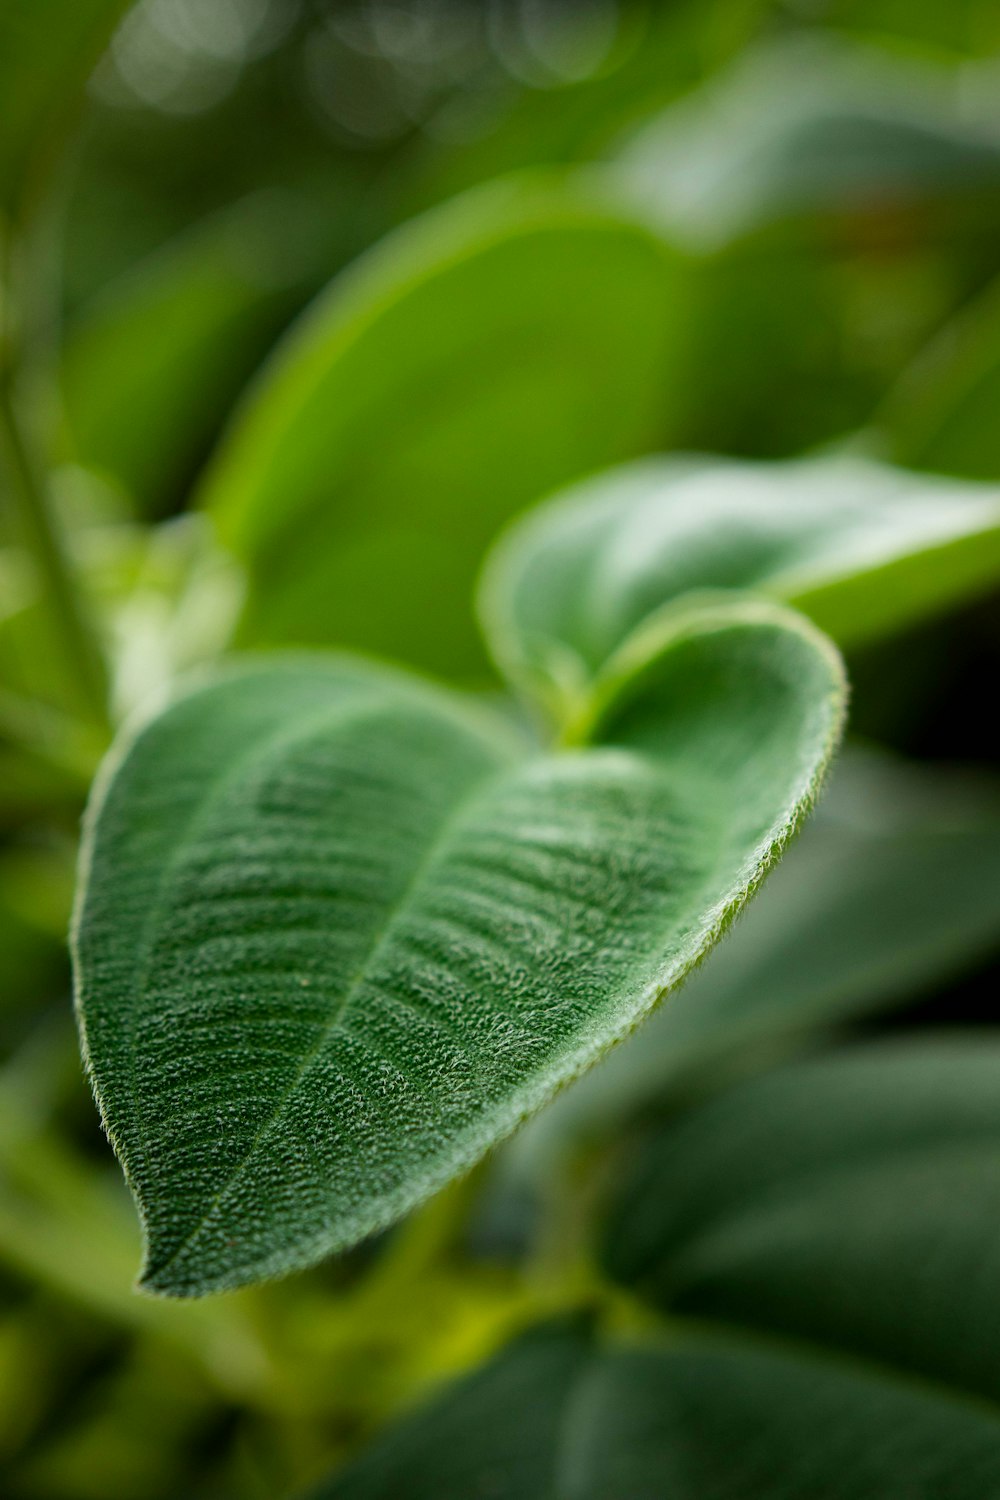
305, 1323, 593, 1500
404, 0, 770, 214
197, 175, 690, 678
61, 190, 364, 517
308, 1309, 1000, 1498
612, 35, 1000, 250
604, 1038, 1000, 1410
596, 36, 1000, 458
836, 0, 1000, 57
0, 512, 242, 734
72, 602, 844, 1295
0, 0, 133, 217
480, 453, 1000, 720
504, 749, 1000, 1170
880, 271, 1000, 480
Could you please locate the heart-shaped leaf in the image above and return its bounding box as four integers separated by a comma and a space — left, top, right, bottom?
480, 452, 1000, 720
72, 600, 844, 1295
196, 174, 689, 677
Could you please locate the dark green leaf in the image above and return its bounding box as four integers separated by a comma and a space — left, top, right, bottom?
308, 1316, 1000, 1499
504, 748, 1000, 1167
196, 175, 690, 677
480, 453, 1000, 720
305, 1323, 594, 1499
61, 191, 352, 516
72, 600, 844, 1295
0, 0, 132, 217
604, 1038, 1000, 1407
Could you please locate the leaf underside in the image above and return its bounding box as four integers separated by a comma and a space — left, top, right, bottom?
73, 602, 844, 1296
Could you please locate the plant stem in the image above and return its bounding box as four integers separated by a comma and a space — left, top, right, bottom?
0, 374, 110, 730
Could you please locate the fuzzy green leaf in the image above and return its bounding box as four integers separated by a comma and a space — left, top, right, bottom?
480, 452, 1000, 719
72, 600, 844, 1295
196, 175, 688, 677
501, 748, 1000, 1172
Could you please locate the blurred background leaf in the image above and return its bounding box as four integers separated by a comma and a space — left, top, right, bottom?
0, 0, 133, 220
479, 452, 1000, 718
199, 173, 689, 677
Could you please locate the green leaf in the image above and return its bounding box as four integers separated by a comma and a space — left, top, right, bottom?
196, 175, 690, 678
0, 0, 132, 217
611, 35, 1000, 251
0, 511, 242, 730
603, 1038, 1000, 1407
480, 452, 1000, 721
72, 600, 844, 1295
308, 1314, 1000, 1499
502, 748, 1000, 1171
61, 189, 368, 516
880, 271, 1000, 481
305, 1323, 594, 1499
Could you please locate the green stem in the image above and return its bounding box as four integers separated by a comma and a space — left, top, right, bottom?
0, 375, 110, 730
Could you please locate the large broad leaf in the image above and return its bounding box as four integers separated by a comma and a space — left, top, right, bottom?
0, 0, 132, 217
72, 600, 844, 1295
307, 1310, 1000, 1498
480, 452, 1000, 721
604, 1038, 1000, 1407
196, 175, 689, 678
501, 748, 1000, 1175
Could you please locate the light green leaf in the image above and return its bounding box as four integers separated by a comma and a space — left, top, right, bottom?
72, 600, 844, 1295
480, 452, 1000, 721
196, 175, 689, 677
308, 1314, 1000, 1499
604, 1038, 1000, 1407
501, 748, 1000, 1172
0, 0, 132, 217
611, 35, 1000, 251
0, 511, 243, 730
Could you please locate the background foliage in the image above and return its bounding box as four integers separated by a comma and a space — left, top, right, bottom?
3, 1, 1000, 1495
